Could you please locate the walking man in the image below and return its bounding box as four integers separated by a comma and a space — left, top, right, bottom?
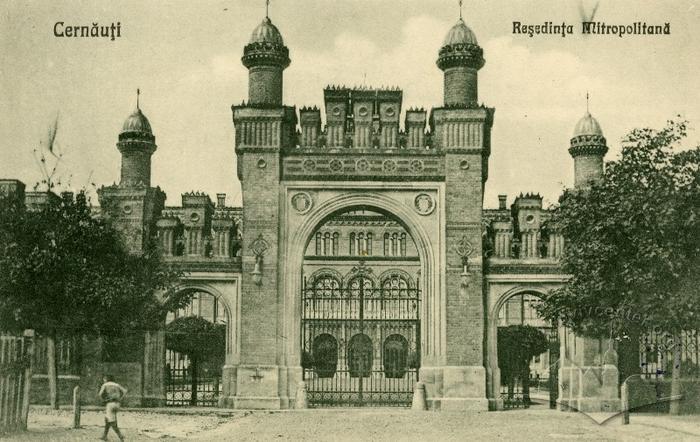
98, 375, 127, 441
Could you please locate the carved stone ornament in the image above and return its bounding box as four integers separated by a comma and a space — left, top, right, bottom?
250, 234, 270, 257
329, 159, 343, 172
355, 158, 370, 172
459, 160, 470, 170
414, 193, 435, 215
410, 159, 424, 172
454, 236, 474, 258
257, 158, 267, 169
291, 192, 313, 214
302, 159, 316, 171
383, 159, 397, 172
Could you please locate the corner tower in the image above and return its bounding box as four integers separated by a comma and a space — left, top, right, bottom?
228, 8, 297, 409
569, 110, 608, 188
98, 92, 165, 254
436, 17, 484, 107
242, 15, 290, 105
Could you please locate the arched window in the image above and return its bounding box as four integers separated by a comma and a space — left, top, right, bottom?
312, 334, 338, 378
383, 232, 390, 256
358, 232, 365, 256
383, 334, 408, 378
367, 233, 373, 256
391, 233, 398, 256
332, 232, 339, 256
400, 233, 407, 257
349, 232, 356, 255
315, 232, 321, 255
323, 232, 330, 255
348, 334, 373, 378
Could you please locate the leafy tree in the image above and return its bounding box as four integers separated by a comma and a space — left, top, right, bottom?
165, 316, 225, 405
497, 325, 549, 403
0, 190, 186, 408
537, 119, 700, 414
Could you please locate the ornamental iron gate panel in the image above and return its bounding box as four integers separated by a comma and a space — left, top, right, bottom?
301, 264, 420, 407
165, 349, 222, 407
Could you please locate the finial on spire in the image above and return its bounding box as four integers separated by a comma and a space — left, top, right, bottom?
266, 0, 270, 18
136, 88, 140, 110
459, 0, 463, 19
586, 91, 589, 113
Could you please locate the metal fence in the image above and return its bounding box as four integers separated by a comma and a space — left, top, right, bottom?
640, 329, 700, 379
0, 330, 34, 435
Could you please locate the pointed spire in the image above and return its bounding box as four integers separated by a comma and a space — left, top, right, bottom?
586, 91, 590, 113
136, 88, 140, 110
459, 0, 463, 20
266, 0, 270, 18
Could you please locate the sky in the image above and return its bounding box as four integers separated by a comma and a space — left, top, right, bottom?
1, 0, 699, 208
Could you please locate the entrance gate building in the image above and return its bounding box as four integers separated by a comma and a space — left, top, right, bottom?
81, 7, 621, 411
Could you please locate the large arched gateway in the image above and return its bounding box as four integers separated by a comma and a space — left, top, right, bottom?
300, 208, 421, 406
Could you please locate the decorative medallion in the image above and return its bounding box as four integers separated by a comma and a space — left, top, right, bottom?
414, 193, 435, 215
355, 158, 370, 172
250, 234, 270, 257
383, 159, 397, 172
332, 106, 342, 116
454, 236, 474, 258
291, 192, 313, 214
122, 205, 132, 214
410, 159, 424, 173
385, 107, 395, 117
190, 212, 200, 222
459, 160, 470, 170
302, 159, 316, 171
358, 106, 369, 117
257, 158, 267, 169
329, 159, 343, 172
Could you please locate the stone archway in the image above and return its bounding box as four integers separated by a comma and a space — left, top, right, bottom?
279, 190, 443, 405
487, 288, 558, 410
164, 287, 232, 407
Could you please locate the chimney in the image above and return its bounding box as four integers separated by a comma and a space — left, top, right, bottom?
216, 193, 226, 208
498, 194, 507, 210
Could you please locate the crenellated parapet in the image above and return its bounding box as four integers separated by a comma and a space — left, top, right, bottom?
154, 192, 241, 262
483, 193, 564, 263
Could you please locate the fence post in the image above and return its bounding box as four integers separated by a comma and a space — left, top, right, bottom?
621, 381, 629, 425
72, 386, 81, 429
20, 329, 35, 431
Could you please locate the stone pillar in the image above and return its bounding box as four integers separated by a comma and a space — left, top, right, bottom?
426, 106, 493, 411
230, 106, 297, 409
559, 329, 620, 413
142, 330, 166, 407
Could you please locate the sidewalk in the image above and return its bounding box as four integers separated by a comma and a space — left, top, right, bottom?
7, 406, 700, 441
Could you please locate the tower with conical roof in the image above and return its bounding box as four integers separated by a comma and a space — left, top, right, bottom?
117, 92, 157, 186
98, 90, 166, 256
426, 7, 494, 411
228, 4, 298, 409
437, 14, 484, 107
569, 102, 608, 188
242, 13, 290, 105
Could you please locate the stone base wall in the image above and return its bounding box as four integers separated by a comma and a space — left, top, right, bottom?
627, 378, 700, 415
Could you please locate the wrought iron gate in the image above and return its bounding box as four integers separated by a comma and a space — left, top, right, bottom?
165, 349, 222, 407
301, 264, 420, 407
